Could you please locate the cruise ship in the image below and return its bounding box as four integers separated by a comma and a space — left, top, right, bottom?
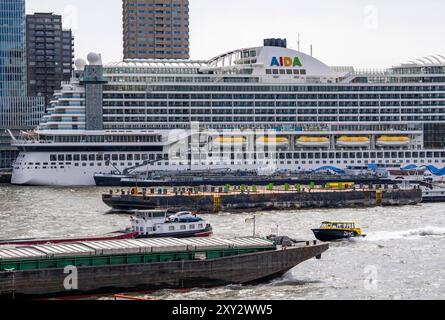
11, 39, 445, 186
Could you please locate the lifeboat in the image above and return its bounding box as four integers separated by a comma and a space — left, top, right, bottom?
296, 137, 330, 148
312, 221, 366, 242
336, 136, 370, 148
213, 136, 246, 147
256, 137, 289, 147
376, 136, 410, 147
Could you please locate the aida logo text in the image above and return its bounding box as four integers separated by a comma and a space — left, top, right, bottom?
271, 56, 302, 67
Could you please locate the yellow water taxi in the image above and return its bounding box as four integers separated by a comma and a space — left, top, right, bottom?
312, 221, 366, 242
376, 136, 410, 147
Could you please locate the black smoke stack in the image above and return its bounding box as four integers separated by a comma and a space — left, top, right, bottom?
263, 38, 287, 48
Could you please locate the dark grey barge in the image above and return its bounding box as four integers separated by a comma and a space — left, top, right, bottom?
94, 172, 391, 188
0, 237, 328, 299
102, 186, 422, 213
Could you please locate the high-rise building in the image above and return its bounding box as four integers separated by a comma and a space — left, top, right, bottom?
0, 1, 45, 170
123, 0, 190, 60
26, 13, 74, 106
0, 0, 27, 97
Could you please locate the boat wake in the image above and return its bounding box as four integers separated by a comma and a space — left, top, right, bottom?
364, 227, 445, 242
268, 271, 321, 287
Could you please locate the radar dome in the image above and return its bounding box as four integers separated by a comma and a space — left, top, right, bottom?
74, 58, 87, 70
87, 52, 102, 65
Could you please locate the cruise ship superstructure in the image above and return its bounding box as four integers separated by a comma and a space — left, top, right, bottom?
11, 41, 445, 186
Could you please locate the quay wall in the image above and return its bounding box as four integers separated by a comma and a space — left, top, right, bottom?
0, 172, 11, 184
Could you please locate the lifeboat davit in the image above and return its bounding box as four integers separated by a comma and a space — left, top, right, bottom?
213, 136, 246, 147
296, 137, 330, 148
256, 137, 289, 147
376, 136, 410, 147
336, 136, 370, 148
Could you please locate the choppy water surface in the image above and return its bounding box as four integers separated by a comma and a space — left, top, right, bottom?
0, 184, 444, 300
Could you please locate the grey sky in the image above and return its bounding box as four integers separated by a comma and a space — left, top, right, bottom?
27, 0, 445, 68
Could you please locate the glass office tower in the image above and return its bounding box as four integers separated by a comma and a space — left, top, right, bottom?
0, 0, 26, 97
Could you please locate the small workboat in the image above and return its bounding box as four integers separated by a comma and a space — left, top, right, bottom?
131, 210, 213, 238
312, 221, 366, 242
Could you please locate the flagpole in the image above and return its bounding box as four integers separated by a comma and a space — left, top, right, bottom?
253, 215, 256, 237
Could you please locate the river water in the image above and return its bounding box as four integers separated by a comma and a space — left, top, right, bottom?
0, 184, 444, 300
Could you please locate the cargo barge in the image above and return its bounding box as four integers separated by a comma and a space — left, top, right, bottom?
0, 237, 328, 299
102, 185, 423, 213
94, 171, 390, 188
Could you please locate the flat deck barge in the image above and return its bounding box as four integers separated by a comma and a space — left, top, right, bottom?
0, 237, 328, 299
95, 172, 392, 188
102, 185, 422, 213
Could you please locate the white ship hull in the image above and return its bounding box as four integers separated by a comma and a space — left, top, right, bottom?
11, 150, 445, 186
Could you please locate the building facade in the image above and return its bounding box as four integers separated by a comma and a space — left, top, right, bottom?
0, 0, 27, 97
123, 0, 190, 60
0, 1, 46, 170
26, 13, 74, 106
0, 96, 45, 168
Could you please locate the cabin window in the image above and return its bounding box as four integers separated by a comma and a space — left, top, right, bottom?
180, 225, 186, 230
198, 224, 203, 228
169, 226, 175, 231
189, 225, 195, 230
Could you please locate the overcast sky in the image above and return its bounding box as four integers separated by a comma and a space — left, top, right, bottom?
27, 0, 445, 68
